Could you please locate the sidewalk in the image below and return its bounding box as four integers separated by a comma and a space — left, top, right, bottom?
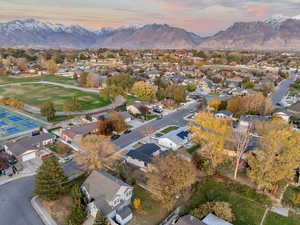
0, 171, 36, 186
31, 196, 58, 225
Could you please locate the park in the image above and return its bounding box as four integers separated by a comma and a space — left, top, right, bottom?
0, 83, 111, 112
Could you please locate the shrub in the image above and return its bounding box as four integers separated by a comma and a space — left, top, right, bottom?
67, 204, 87, 225
190, 201, 235, 222
282, 186, 300, 210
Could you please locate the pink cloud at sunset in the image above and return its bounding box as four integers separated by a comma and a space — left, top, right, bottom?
246, 5, 271, 18
154, 0, 186, 10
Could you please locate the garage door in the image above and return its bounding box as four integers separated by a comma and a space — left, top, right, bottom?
22, 152, 36, 161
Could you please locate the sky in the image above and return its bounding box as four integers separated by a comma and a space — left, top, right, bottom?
0, 0, 299, 35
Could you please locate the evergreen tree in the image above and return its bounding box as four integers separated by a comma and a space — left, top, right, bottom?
93, 211, 108, 225
71, 184, 82, 205
67, 204, 87, 225
34, 156, 67, 200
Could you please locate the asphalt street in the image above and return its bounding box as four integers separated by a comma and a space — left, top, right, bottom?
0, 102, 199, 225
113, 102, 199, 149
0, 176, 43, 225
271, 71, 296, 105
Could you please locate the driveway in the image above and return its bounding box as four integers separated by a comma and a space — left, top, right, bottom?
0, 176, 43, 225
113, 102, 199, 149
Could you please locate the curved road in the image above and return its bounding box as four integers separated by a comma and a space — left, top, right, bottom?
0, 176, 43, 225
271, 71, 296, 106
0, 102, 199, 225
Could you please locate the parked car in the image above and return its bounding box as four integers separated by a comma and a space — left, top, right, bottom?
124, 129, 132, 134
153, 107, 163, 113
111, 134, 121, 141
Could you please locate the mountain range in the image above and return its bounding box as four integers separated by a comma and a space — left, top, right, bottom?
0, 15, 300, 50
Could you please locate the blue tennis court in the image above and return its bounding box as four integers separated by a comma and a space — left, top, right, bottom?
8, 115, 24, 122
0, 106, 43, 138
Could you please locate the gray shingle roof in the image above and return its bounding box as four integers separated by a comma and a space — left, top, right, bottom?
126, 143, 161, 163
176, 215, 207, 225
5, 133, 54, 156
82, 170, 131, 203
159, 127, 189, 145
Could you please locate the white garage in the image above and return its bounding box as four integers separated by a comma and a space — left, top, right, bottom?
158, 127, 190, 150
21, 150, 37, 162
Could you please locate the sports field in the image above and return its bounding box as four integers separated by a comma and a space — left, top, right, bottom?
0, 83, 111, 111
0, 106, 43, 138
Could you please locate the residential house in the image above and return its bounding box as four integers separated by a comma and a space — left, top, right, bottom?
126, 143, 161, 171
215, 110, 233, 119
158, 127, 190, 150
60, 122, 98, 142
288, 101, 300, 117
0, 152, 15, 176
4, 132, 55, 162
272, 109, 290, 122
120, 112, 132, 123
126, 101, 149, 116
175, 215, 207, 225
81, 170, 133, 225
202, 213, 233, 225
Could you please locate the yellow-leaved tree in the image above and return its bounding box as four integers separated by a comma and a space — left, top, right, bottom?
208, 98, 221, 111
147, 153, 197, 207
190, 112, 233, 173
131, 81, 157, 101
76, 135, 118, 170
247, 120, 300, 192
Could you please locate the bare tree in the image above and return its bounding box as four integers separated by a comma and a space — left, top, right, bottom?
140, 125, 156, 143
233, 125, 252, 180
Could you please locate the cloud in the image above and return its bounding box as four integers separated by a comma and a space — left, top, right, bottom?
246, 5, 271, 18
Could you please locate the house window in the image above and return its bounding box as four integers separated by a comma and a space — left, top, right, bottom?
113, 197, 120, 206
125, 190, 132, 198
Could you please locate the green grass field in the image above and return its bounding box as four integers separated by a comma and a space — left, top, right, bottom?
0, 83, 111, 111
188, 177, 300, 225
0, 75, 79, 86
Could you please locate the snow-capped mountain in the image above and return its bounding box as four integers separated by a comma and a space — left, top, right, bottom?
264, 14, 291, 27
263, 14, 300, 28
0, 19, 96, 48
0, 19, 204, 49
198, 15, 300, 50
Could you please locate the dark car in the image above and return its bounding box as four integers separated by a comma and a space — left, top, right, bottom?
124, 129, 132, 134
153, 107, 163, 113
111, 134, 121, 141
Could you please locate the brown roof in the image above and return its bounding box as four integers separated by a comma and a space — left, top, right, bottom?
289, 101, 300, 113
62, 122, 97, 139
176, 215, 207, 225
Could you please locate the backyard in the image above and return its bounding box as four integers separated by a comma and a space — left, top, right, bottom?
185, 177, 300, 225
0, 83, 111, 111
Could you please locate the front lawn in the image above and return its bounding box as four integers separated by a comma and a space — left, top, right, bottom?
155, 126, 179, 137
186, 145, 200, 154
40, 173, 88, 225
48, 142, 74, 157
0, 83, 111, 111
